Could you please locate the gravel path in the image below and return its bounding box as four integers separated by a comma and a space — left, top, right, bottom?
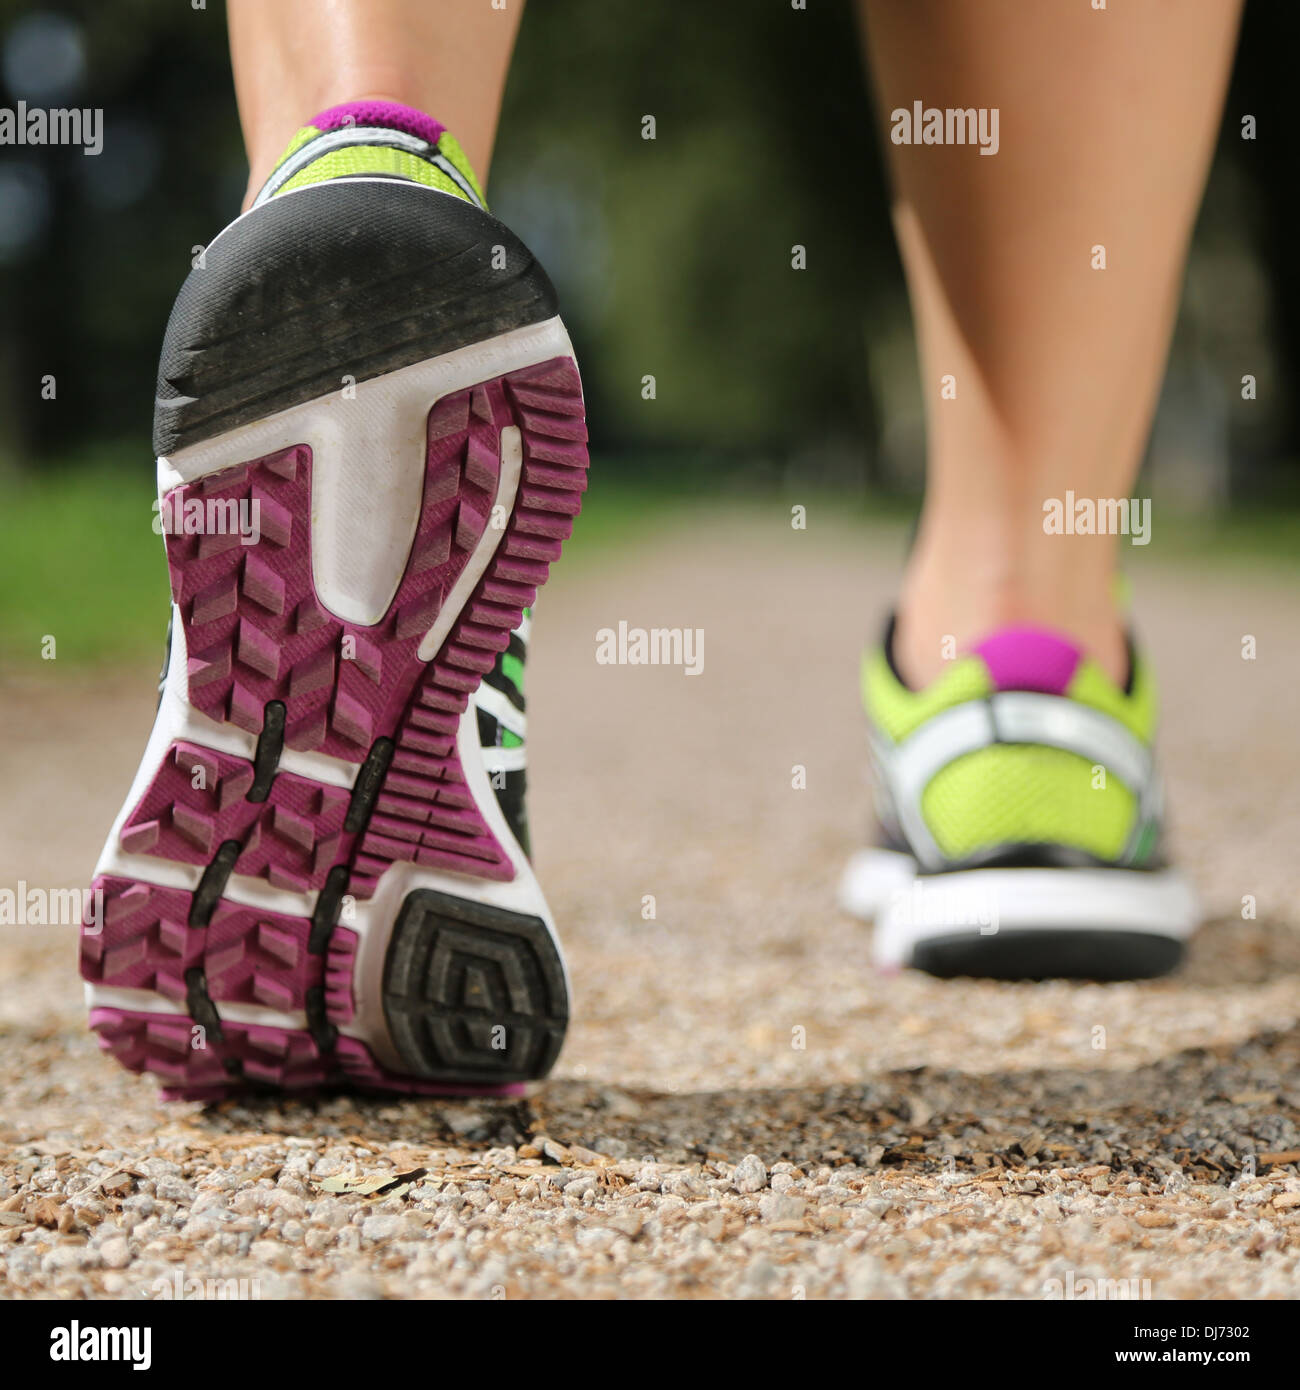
2, 511, 1298, 1299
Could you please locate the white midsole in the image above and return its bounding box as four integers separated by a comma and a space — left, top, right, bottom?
87, 325, 573, 1067
89, 985, 307, 1036
840, 847, 1200, 969
837, 847, 916, 922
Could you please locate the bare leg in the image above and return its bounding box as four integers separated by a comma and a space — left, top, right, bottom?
861, 0, 1242, 685
228, 0, 525, 207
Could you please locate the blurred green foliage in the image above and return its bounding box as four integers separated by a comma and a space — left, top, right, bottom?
0, 0, 1297, 504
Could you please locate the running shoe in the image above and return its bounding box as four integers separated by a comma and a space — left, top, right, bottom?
81, 101, 585, 1098
839, 617, 1198, 979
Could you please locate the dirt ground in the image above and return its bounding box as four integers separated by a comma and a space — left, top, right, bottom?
2, 512, 1299, 1300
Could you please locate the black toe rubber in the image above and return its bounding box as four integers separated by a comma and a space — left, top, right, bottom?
382, 888, 568, 1084
909, 929, 1185, 982
154, 179, 558, 456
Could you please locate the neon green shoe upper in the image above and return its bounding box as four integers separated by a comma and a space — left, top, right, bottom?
253, 100, 486, 209
862, 621, 1165, 872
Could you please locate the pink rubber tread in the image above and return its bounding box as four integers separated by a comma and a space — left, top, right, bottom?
82, 875, 358, 1019
89, 1009, 524, 1102
84, 357, 586, 1098
170, 412, 497, 764
120, 743, 352, 895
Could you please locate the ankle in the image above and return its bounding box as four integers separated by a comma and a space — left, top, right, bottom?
894, 570, 1128, 690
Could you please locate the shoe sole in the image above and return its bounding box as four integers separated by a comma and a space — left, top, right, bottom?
81, 179, 587, 1098
840, 849, 1197, 981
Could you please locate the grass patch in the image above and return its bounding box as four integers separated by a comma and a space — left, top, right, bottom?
0, 456, 167, 665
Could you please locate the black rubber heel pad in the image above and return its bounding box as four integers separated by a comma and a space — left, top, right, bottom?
153, 179, 559, 455
911, 929, 1185, 982
382, 889, 567, 1083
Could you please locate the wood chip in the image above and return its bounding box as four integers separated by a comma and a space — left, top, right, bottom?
27, 1197, 64, 1228
313, 1167, 426, 1197
565, 1144, 614, 1167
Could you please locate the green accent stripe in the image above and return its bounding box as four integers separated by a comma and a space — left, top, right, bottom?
501, 652, 525, 695
1129, 818, 1158, 865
